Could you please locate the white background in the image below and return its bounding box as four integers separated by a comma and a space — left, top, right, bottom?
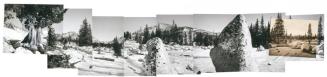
0, 0, 326, 77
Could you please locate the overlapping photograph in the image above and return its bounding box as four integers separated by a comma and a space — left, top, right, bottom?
2, 4, 325, 76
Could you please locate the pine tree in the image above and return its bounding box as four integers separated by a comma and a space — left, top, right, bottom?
151, 31, 156, 39
272, 13, 285, 44
308, 23, 312, 44
194, 33, 203, 46
260, 16, 267, 48
155, 24, 162, 39
317, 16, 324, 44
112, 37, 122, 57
78, 18, 92, 46
267, 21, 271, 43
47, 25, 56, 47
249, 23, 255, 47
253, 19, 260, 47
143, 24, 150, 44
124, 31, 132, 40
170, 20, 179, 43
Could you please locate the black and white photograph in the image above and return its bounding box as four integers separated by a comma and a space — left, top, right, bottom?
46, 8, 93, 69
193, 13, 288, 72
122, 17, 158, 76
84, 16, 125, 76
269, 14, 324, 60
156, 14, 196, 75
3, 4, 65, 54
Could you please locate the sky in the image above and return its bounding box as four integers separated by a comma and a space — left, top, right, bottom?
287, 14, 324, 24
269, 14, 323, 36
193, 13, 284, 33
92, 16, 124, 42
157, 14, 194, 27
194, 14, 236, 33
63, 9, 92, 33
271, 19, 319, 36
244, 13, 285, 26
123, 17, 157, 32
52, 23, 63, 34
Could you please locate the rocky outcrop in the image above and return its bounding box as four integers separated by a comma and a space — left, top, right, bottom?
144, 37, 176, 75
301, 42, 312, 53
210, 15, 258, 72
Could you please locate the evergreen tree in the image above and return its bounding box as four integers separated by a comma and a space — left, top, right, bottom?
155, 24, 162, 39
307, 23, 312, 44
253, 19, 260, 47
259, 16, 267, 48
249, 23, 255, 47
267, 21, 271, 43
112, 37, 122, 57
151, 31, 156, 38
5, 4, 66, 51
170, 20, 179, 43
124, 31, 132, 40
142, 24, 150, 44
318, 16, 324, 44
78, 18, 92, 46
272, 13, 285, 44
47, 25, 56, 47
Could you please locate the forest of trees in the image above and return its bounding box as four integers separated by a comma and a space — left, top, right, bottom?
249, 16, 270, 48
131, 20, 216, 46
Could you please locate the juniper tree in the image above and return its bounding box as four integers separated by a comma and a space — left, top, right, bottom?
5, 4, 66, 51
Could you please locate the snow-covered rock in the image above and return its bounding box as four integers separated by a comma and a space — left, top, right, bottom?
15, 47, 34, 54
210, 15, 258, 72
144, 37, 176, 75
3, 41, 15, 53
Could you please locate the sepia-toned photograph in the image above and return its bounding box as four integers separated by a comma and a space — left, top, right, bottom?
269, 14, 324, 60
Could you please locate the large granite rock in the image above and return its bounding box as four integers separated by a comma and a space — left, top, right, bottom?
210, 15, 258, 72
144, 37, 176, 75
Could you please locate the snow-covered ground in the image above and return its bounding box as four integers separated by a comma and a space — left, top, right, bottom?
85, 40, 324, 76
